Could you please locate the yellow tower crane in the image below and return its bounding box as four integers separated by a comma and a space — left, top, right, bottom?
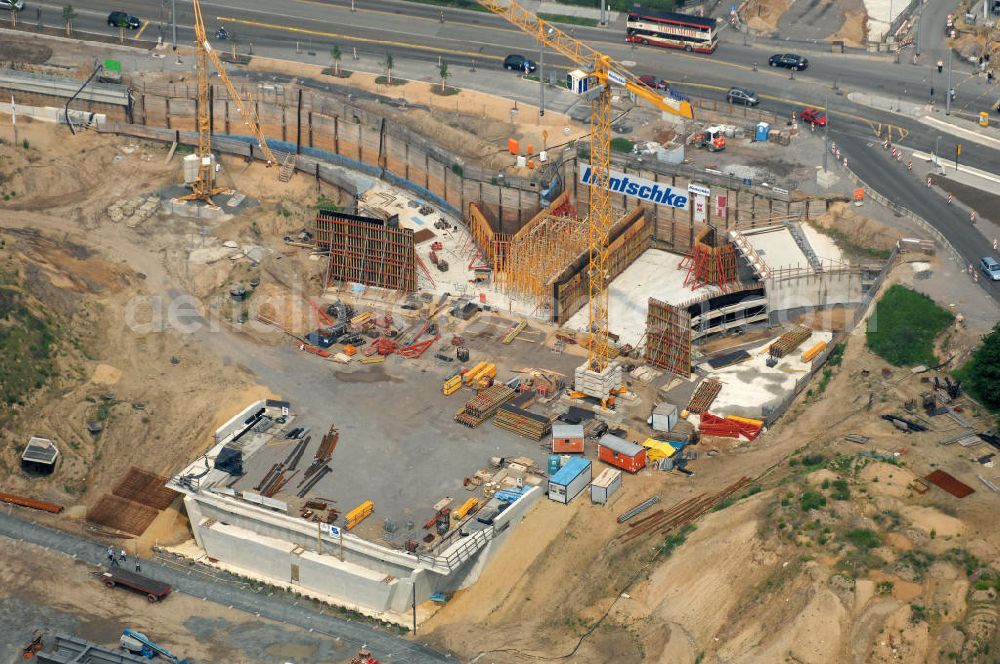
184, 0, 281, 204
475, 0, 694, 394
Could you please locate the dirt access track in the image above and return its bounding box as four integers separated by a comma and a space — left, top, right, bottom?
1, 41, 1000, 662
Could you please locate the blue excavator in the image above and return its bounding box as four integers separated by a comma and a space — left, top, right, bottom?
119, 629, 190, 663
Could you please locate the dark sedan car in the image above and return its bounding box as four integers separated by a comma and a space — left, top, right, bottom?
107, 10, 142, 29
503, 54, 537, 73
769, 53, 809, 70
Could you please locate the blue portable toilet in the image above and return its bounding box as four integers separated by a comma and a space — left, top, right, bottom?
755, 122, 770, 142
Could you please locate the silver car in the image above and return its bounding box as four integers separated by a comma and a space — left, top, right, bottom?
0, 0, 25, 9
981, 256, 1000, 281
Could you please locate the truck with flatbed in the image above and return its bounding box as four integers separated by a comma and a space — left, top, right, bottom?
100, 567, 173, 602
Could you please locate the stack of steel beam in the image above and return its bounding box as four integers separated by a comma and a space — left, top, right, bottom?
768, 326, 812, 358
494, 403, 551, 440
687, 379, 722, 414
454, 385, 516, 428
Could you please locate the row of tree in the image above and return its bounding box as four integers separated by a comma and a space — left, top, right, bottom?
330, 46, 451, 91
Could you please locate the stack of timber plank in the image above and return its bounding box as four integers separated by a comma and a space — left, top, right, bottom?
494, 404, 551, 440
768, 326, 812, 358
687, 379, 722, 414
455, 385, 516, 428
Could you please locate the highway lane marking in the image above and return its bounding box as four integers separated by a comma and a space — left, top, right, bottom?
920, 114, 1000, 150
135, 20, 150, 40
911, 150, 1000, 183
216, 15, 509, 60
286, 0, 525, 36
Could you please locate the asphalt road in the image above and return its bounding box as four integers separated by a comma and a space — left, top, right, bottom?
0, 509, 453, 663
17, 0, 1000, 302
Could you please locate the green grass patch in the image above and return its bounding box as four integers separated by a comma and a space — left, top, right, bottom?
431, 85, 460, 96
800, 491, 827, 512
830, 479, 850, 500
0, 274, 58, 411
816, 224, 892, 260
954, 322, 1000, 413
866, 284, 954, 366
375, 76, 407, 86
537, 12, 599, 26
321, 67, 353, 79
846, 528, 881, 551
658, 523, 696, 558
610, 137, 635, 153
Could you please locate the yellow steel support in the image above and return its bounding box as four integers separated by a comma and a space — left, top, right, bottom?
475, 0, 693, 373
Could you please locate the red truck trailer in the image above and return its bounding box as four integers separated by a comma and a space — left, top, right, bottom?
100, 567, 173, 603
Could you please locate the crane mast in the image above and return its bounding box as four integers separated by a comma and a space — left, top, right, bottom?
475, 0, 694, 388
185, 0, 281, 204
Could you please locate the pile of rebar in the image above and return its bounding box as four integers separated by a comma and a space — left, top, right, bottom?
687, 379, 722, 414
768, 325, 812, 358
616, 476, 752, 544
315, 425, 339, 461
494, 404, 551, 440
297, 464, 331, 498
455, 385, 516, 428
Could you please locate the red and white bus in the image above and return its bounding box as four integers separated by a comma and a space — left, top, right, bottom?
626, 9, 719, 54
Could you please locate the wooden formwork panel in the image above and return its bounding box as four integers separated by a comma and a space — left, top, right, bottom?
112, 467, 180, 511
86, 495, 159, 535
645, 298, 692, 377
317, 210, 416, 292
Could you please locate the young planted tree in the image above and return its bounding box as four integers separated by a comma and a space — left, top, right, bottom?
331, 45, 342, 76
63, 5, 77, 36
384, 52, 394, 84
439, 61, 450, 93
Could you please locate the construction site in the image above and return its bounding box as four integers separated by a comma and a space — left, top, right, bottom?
4, 0, 1000, 660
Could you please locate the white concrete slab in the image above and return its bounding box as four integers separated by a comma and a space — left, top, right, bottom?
699, 330, 834, 418
744, 227, 812, 272
564, 248, 720, 347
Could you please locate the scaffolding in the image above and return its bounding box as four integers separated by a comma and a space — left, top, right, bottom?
680, 226, 738, 291
644, 297, 692, 378
465, 192, 587, 314
316, 209, 416, 292
495, 214, 589, 313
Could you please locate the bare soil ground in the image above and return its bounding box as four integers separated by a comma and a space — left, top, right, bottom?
1, 68, 999, 664
0, 538, 356, 663
423, 272, 1000, 662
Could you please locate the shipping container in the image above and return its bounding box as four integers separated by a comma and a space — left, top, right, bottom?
591, 468, 622, 504
547, 457, 592, 504
551, 423, 585, 454
598, 434, 647, 473
650, 402, 679, 432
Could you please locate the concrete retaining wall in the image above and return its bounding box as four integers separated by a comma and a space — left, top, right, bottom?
183, 486, 542, 615
765, 268, 868, 313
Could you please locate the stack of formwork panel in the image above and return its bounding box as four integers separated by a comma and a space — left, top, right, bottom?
494, 404, 551, 440
687, 378, 722, 414
455, 385, 516, 428
768, 326, 812, 358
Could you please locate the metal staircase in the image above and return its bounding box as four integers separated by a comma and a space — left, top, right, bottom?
278, 152, 297, 182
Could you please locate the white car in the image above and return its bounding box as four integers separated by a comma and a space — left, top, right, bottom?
981, 256, 1000, 281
